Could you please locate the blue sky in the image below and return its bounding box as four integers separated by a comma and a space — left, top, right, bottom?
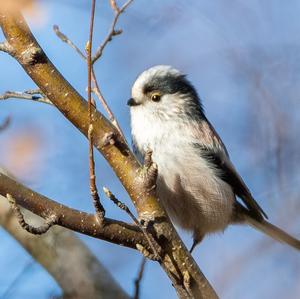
1, 1, 300, 298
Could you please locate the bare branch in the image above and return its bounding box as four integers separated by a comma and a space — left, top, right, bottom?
0, 172, 149, 250
6, 193, 57, 234
88, 125, 105, 220
53, 25, 125, 139
91, 68, 126, 139
133, 257, 146, 299
0, 89, 52, 105
0, 196, 129, 299
53, 24, 86, 59
86, 0, 105, 223
110, 0, 120, 13
92, 0, 134, 64
103, 186, 161, 261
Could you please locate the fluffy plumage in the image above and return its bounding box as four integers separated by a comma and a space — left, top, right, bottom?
128, 65, 300, 250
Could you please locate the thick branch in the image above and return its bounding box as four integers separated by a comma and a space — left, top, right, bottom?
0, 172, 148, 250
0, 196, 129, 299
0, 10, 217, 299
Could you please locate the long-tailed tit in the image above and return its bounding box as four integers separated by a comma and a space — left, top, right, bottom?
128, 65, 300, 252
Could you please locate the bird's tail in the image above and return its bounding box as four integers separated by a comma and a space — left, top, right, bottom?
243, 213, 300, 251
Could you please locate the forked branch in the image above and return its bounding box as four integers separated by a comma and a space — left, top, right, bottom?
0, 8, 218, 299
0, 172, 149, 250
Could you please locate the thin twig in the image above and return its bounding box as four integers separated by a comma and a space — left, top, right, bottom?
92, 0, 134, 64
133, 257, 146, 299
53, 25, 86, 59
103, 187, 161, 261
0, 90, 52, 105
87, 0, 105, 223
91, 67, 126, 139
53, 26, 125, 139
110, 0, 120, 13
6, 194, 57, 235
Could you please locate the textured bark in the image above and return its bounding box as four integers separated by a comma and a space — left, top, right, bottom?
0, 196, 129, 299
0, 9, 218, 299
0, 172, 148, 250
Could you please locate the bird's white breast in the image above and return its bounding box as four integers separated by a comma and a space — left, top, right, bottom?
130, 108, 235, 239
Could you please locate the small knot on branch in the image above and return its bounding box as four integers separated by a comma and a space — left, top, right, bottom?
113, 29, 123, 36
0, 41, 15, 55
20, 46, 47, 65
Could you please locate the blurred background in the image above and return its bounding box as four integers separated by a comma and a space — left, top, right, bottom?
1, 0, 300, 298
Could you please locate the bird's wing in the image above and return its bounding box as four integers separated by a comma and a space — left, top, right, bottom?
195, 143, 267, 220
191, 117, 267, 220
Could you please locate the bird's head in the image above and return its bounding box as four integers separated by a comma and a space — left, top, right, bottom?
128, 65, 204, 121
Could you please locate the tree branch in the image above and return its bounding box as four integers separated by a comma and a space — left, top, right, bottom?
103, 186, 161, 261
0, 195, 129, 299
0, 172, 148, 251
92, 0, 134, 64
53, 25, 126, 139
86, 0, 106, 223
133, 257, 146, 299
0, 9, 218, 299
0, 89, 52, 105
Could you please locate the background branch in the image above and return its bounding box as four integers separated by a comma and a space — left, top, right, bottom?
0, 194, 129, 299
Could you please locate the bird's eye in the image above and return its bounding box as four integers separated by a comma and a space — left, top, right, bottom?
151, 93, 161, 102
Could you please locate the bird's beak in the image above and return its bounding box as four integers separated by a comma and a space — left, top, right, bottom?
127, 98, 140, 106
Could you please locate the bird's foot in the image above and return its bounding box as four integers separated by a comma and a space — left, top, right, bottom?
141, 149, 158, 193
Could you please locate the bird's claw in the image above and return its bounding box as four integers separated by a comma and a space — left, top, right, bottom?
142, 149, 158, 193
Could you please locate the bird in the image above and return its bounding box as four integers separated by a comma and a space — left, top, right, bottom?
127, 65, 300, 252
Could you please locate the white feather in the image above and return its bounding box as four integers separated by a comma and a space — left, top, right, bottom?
130, 88, 234, 240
